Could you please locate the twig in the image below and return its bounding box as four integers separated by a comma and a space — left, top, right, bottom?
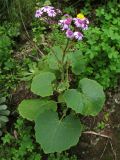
84, 131, 117, 160
83, 131, 112, 139
109, 140, 117, 160
18, 1, 44, 57
99, 139, 109, 160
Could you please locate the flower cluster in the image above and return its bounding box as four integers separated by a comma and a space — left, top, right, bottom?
58, 13, 89, 41
35, 6, 61, 18
35, 6, 89, 41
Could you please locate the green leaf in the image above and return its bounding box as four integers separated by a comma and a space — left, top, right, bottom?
46, 46, 63, 70
58, 94, 65, 103
63, 78, 105, 116
18, 99, 57, 121
63, 89, 85, 113
35, 110, 82, 153
0, 105, 7, 110
0, 116, 8, 122
0, 110, 10, 116
0, 97, 6, 104
31, 72, 56, 97
79, 78, 105, 115
68, 50, 86, 75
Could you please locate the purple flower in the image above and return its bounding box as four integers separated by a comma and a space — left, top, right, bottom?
64, 18, 72, 25
82, 23, 88, 30
66, 29, 74, 39
41, 6, 54, 12
35, 6, 60, 18
74, 32, 83, 40
47, 9, 56, 17
73, 18, 83, 27
58, 20, 68, 30
73, 18, 89, 30
58, 18, 72, 30
62, 24, 69, 30
35, 9, 43, 18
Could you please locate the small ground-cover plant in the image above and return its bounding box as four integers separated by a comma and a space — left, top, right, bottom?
0, 22, 21, 96
1, 118, 41, 160
75, 1, 120, 88
18, 6, 105, 153
0, 97, 10, 136
48, 153, 77, 160
0, 22, 20, 67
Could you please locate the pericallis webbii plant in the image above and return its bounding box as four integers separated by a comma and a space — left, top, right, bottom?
0, 97, 10, 136
18, 6, 105, 153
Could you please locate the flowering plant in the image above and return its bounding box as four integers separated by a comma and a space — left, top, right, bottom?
18, 6, 105, 154
35, 6, 89, 41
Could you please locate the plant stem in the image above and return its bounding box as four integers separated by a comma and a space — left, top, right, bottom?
60, 108, 69, 121
62, 39, 70, 62
61, 39, 70, 81
66, 61, 69, 90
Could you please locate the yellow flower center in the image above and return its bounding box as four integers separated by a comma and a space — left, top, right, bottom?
77, 13, 85, 19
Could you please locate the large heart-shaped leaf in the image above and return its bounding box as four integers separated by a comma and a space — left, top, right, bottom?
31, 72, 56, 97
63, 78, 105, 116
18, 99, 57, 121
35, 110, 82, 153
78, 78, 105, 114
